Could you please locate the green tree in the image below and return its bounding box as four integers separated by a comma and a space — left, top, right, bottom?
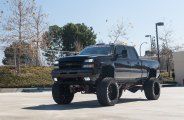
42, 23, 96, 65
62, 23, 96, 51
2, 42, 35, 65
41, 25, 62, 65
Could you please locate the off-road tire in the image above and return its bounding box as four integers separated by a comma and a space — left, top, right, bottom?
96, 77, 119, 106
52, 82, 74, 104
119, 89, 123, 99
144, 78, 161, 100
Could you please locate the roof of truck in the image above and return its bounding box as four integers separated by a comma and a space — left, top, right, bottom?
89, 43, 134, 48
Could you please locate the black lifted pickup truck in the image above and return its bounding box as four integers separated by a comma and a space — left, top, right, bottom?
51, 43, 160, 106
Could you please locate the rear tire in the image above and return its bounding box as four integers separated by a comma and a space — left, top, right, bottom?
52, 82, 74, 104
96, 77, 119, 106
144, 78, 161, 100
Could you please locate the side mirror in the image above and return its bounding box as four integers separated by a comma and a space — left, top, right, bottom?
122, 50, 128, 58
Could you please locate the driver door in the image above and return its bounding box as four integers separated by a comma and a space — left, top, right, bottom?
114, 45, 131, 80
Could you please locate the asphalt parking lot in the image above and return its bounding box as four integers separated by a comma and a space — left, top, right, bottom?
0, 87, 183, 120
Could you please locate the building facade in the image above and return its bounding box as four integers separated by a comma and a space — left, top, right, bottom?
173, 51, 184, 86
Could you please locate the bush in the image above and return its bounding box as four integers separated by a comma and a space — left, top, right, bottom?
0, 66, 53, 88
160, 72, 173, 79
160, 71, 177, 84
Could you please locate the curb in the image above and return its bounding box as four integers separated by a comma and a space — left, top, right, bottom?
0, 88, 23, 93
0, 87, 51, 93
161, 84, 177, 87
22, 88, 51, 92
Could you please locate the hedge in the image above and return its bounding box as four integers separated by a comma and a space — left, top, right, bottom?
0, 66, 53, 88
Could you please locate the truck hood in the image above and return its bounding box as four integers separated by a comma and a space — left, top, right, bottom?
140, 58, 160, 69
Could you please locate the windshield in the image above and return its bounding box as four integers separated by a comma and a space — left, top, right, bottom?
80, 46, 113, 55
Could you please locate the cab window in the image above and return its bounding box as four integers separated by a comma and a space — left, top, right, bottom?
116, 45, 125, 56
127, 47, 138, 60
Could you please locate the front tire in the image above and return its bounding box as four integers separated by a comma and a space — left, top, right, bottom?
144, 78, 161, 100
52, 82, 74, 104
96, 77, 119, 106
119, 89, 123, 99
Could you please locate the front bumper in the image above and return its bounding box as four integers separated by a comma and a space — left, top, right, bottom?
51, 68, 99, 85
52, 68, 96, 78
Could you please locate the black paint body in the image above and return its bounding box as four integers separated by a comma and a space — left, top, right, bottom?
51, 44, 160, 86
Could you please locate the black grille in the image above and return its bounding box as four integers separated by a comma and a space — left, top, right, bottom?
59, 61, 83, 69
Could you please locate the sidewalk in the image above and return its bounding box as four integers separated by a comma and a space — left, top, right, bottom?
0, 87, 51, 93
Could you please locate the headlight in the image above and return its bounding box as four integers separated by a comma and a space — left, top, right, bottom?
84, 59, 94, 63
54, 60, 59, 69
54, 61, 59, 65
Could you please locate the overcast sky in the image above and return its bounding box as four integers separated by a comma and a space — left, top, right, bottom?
1, 0, 184, 65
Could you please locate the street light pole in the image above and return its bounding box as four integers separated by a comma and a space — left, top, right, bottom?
139, 42, 148, 56
156, 25, 159, 62
155, 22, 164, 63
